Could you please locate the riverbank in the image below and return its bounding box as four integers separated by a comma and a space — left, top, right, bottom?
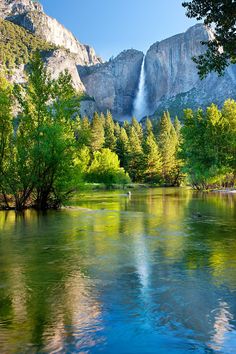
211, 188, 236, 194
1, 185, 235, 211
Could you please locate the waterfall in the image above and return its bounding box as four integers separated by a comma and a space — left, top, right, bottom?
132, 56, 148, 120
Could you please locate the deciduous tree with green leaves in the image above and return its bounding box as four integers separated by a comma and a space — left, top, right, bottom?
86, 148, 130, 186
0, 76, 14, 208
1, 52, 82, 210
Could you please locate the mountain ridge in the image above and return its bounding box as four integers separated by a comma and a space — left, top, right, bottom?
1, 0, 236, 119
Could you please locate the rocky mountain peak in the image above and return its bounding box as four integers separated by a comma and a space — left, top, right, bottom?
0, 0, 43, 17
1, 1, 235, 120
1, 0, 102, 66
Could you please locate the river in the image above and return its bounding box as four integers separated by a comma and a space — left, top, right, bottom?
0, 188, 235, 353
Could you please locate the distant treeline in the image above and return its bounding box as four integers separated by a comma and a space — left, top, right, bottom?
0, 53, 235, 210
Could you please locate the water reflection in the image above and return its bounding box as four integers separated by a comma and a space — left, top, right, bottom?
0, 188, 235, 353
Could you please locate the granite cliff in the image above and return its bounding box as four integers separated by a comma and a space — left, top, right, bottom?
1, 0, 102, 66
144, 24, 236, 117
78, 24, 236, 119
78, 50, 144, 117
1, 0, 236, 119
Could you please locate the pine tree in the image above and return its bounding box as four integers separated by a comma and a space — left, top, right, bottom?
145, 117, 153, 135
131, 117, 143, 142
127, 126, 144, 182
158, 111, 179, 185
90, 112, 105, 152
114, 121, 121, 138
100, 112, 106, 127
104, 111, 116, 151
123, 120, 130, 135
143, 130, 162, 183
116, 127, 129, 168
77, 116, 91, 148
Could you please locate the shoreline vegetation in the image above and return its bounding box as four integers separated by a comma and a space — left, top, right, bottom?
1, 185, 236, 211
0, 53, 235, 211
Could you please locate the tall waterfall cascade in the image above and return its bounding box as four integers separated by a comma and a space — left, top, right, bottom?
132, 56, 148, 120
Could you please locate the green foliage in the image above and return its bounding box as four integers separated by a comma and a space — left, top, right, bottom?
131, 117, 143, 142
71, 110, 183, 187
126, 126, 144, 182
90, 112, 105, 152
116, 127, 129, 168
143, 128, 162, 183
0, 52, 81, 210
0, 76, 14, 207
0, 19, 54, 70
182, 0, 236, 78
4, 52, 234, 207
104, 111, 116, 151
157, 112, 182, 185
86, 148, 130, 186
181, 101, 236, 189
75, 116, 91, 149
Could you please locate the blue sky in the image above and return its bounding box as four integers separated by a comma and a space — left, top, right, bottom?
40, 0, 197, 60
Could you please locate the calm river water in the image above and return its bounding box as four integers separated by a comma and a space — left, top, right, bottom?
0, 188, 236, 353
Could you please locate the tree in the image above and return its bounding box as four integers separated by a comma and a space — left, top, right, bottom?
10, 52, 52, 210
114, 121, 121, 138
76, 116, 91, 148
116, 127, 129, 169
182, 0, 236, 78
180, 101, 236, 189
86, 148, 130, 186
131, 117, 143, 142
0, 76, 14, 208
51, 70, 81, 122
143, 130, 162, 183
90, 112, 105, 152
158, 112, 180, 185
127, 126, 144, 182
221, 99, 236, 176
104, 111, 116, 151
5, 52, 82, 210
145, 117, 153, 135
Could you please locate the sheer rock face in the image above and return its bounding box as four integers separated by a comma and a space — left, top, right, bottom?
6, 50, 86, 92
78, 50, 144, 117
145, 24, 236, 115
1, 0, 102, 66
42, 49, 85, 92
2, 1, 236, 119
0, 0, 43, 17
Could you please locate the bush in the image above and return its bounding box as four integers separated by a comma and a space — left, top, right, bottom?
86, 148, 130, 186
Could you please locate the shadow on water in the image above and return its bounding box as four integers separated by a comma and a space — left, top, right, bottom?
0, 188, 235, 353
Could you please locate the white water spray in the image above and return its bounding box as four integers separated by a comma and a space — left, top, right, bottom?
132, 56, 148, 120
